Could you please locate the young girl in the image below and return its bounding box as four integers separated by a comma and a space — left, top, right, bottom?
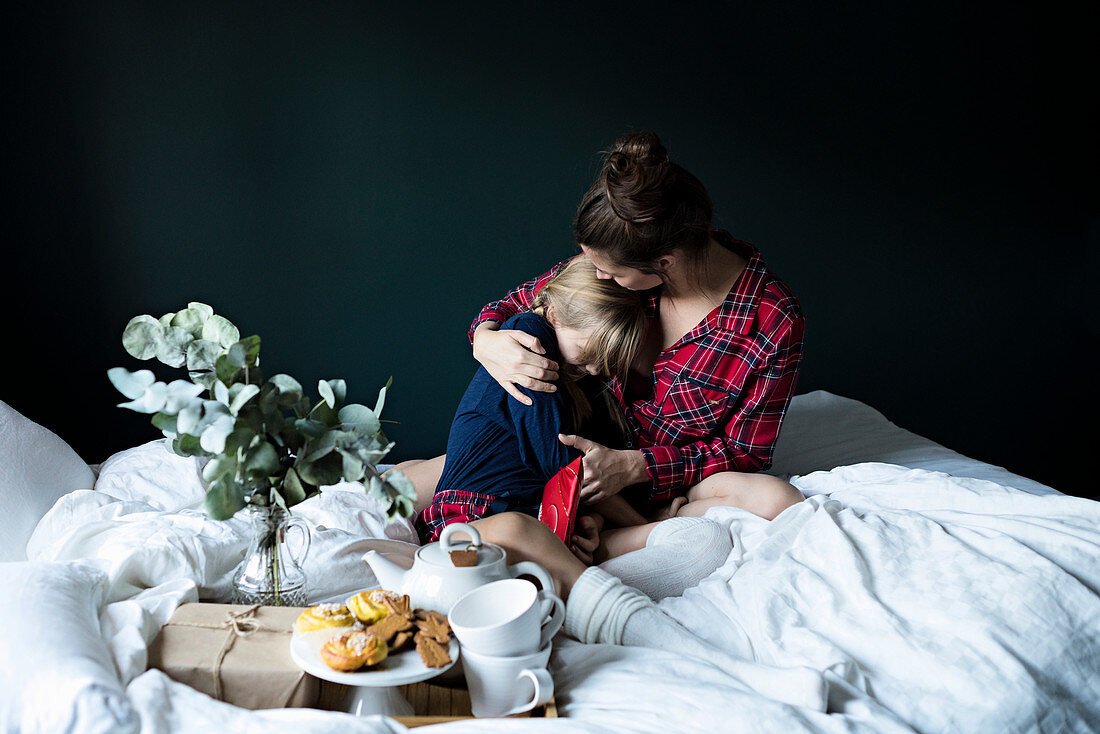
413, 257, 647, 545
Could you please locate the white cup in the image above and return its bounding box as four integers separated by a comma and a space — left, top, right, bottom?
461, 643, 554, 718
448, 578, 565, 657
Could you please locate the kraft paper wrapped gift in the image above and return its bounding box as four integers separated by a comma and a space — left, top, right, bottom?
148, 603, 319, 710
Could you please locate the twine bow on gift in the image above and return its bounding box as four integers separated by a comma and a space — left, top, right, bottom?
170, 604, 292, 702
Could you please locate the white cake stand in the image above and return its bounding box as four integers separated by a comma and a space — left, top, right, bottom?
290, 628, 460, 716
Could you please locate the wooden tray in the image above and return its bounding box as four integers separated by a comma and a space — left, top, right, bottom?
316, 679, 557, 725
396, 679, 557, 727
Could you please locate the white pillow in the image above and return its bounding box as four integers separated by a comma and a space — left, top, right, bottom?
0, 400, 97, 562
0, 560, 139, 734
93, 439, 207, 511
770, 390, 1056, 495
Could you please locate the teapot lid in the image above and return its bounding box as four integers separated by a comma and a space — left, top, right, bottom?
417, 538, 503, 568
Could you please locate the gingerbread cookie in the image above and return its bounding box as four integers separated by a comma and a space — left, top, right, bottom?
414, 631, 452, 668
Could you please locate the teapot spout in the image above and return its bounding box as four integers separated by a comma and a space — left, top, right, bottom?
363, 549, 407, 592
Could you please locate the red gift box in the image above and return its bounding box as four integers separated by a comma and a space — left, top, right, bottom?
538, 457, 583, 544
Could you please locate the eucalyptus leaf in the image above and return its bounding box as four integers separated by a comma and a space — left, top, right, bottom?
176, 402, 202, 435
228, 384, 260, 415
310, 399, 338, 427
237, 402, 266, 435
151, 411, 178, 437
189, 371, 217, 390
201, 454, 236, 483
367, 474, 385, 500
278, 425, 305, 453
108, 367, 156, 399
188, 302, 214, 320
242, 442, 279, 477
354, 438, 395, 466
293, 418, 327, 439
202, 315, 240, 348
155, 326, 193, 368
196, 401, 232, 439
205, 476, 246, 521
186, 340, 222, 371
337, 448, 364, 482
386, 495, 415, 523
375, 376, 393, 417
383, 469, 416, 502
215, 353, 241, 386
296, 451, 342, 487
164, 380, 204, 414
122, 316, 162, 360
222, 426, 257, 461
338, 403, 380, 436
117, 381, 168, 414
199, 413, 237, 453
227, 336, 261, 368
282, 468, 308, 505
270, 373, 303, 395
170, 308, 206, 339
304, 431, 338, 462
317, 380, 335, 409
322, 379, 347, 409
176, 433, 208, 457
270, 374, 303, 409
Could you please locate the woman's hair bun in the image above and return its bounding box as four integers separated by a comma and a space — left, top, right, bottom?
607, 131, 670, 178
574, 129, 713, 265
603, 131, 672, 223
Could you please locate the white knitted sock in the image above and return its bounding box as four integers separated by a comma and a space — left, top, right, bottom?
597, 517, 733, 600
564, 567, 650, 644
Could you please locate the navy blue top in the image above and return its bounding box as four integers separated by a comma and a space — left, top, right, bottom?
433, 313, 580, 518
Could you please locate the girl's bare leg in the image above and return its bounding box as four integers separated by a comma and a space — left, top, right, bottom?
682, 472, 802, 520
384, 455, 446, 512
596, 521, 661, 563
594, 474, 798, 561
471, 513, 587, 598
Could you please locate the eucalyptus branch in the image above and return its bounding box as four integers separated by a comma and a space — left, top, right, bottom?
108, 302, 411, 522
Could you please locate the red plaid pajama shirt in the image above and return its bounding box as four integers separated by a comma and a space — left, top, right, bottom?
469, 230, 805, 502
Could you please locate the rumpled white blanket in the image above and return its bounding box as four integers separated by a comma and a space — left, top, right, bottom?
19, 441, 1100, 733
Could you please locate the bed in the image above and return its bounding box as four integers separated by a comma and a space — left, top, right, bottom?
2, 390, 1098, 733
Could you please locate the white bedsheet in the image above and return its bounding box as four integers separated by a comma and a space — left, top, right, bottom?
9, 393, 1100, 733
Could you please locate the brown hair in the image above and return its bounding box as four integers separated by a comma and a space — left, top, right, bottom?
532, 257, 643, 431
573, 131, 714, 279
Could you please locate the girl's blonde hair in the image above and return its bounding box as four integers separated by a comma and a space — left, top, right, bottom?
532, 256, 645, 433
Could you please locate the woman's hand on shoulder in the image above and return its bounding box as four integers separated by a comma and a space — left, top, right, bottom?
472, 322, 559, 405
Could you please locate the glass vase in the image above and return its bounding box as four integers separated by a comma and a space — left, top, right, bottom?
231, 502, 311, 606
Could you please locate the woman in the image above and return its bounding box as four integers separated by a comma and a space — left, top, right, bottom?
412, 257, 651, 547
402, 131, 804, 559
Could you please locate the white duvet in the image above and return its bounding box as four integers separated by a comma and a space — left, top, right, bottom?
14, 440, 1100, 733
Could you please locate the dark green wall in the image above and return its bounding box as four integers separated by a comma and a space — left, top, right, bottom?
6, 2, 1097, 496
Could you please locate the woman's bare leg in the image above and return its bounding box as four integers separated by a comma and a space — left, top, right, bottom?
470, 513, 587, 598
385, 455, 446, 512
682, 472, 802, 520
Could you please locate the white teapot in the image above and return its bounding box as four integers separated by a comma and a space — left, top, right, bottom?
362, 523, 555, 614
